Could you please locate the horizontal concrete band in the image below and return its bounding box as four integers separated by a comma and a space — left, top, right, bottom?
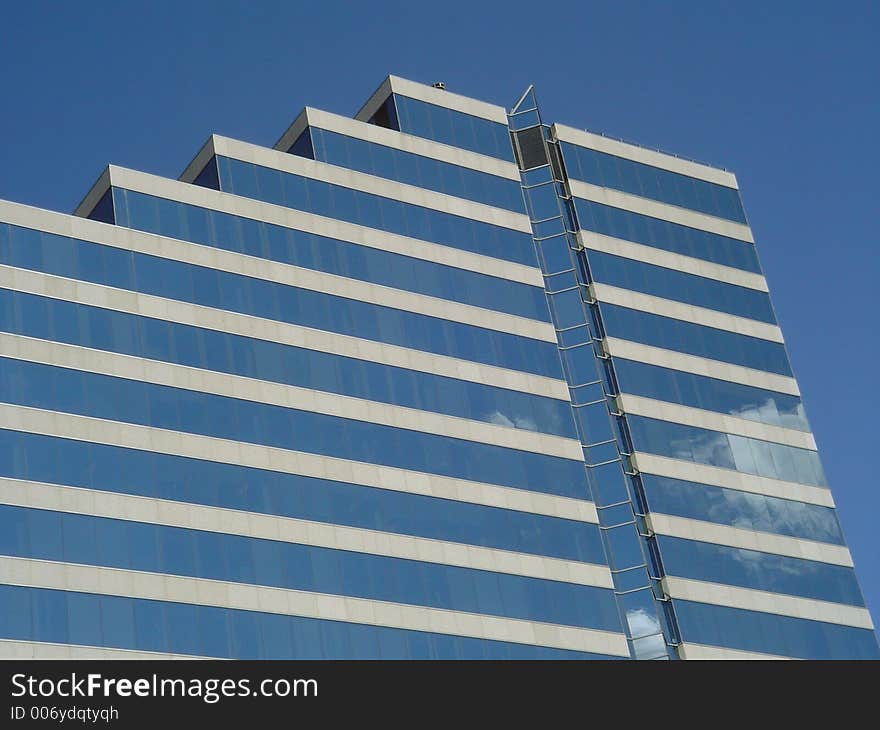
63, 180, 544, 289
197, 136, 532, 232
618, 394, 816, 450
355, 75, 510, 126
0, 403, 599, 524
0, 478, 612, 588
579, 231, 768, 291
632, 452, 834, 507
273, 107, 520, 179
0, 332, 581, 460
676, 643, 793, 660
569, 180, 754, 243
663, 576, 873, 630
0, 556, 631, 656
0, 199, 553, 342
604, 337, 800, 396
594, 283, 783, 343
553, 124, 738, 189
647, 513, 853, 567
0, 640, 206, 660
0, 265, 569, 401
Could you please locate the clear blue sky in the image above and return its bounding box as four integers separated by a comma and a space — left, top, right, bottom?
1, 1, 878, 632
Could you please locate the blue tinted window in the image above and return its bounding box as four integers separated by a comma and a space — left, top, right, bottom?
85, 189, 115, 224
658, 535, 863, 605
367, 96, 400, 131
0, 506, 620, 632
0, 585, 620, 659
674, 600, 879, 660
210, 157, 536, 265
575, 198, 761, 273
628, 415, 826, 487
1, 223, 561, 379
588, 250, 775, 323
310, 128, 524, 212
104, 191, 549, 321
393, 94, 514, 161
562, 142, 747, 223
640, 474, 844, 545
601, 303, 792, 376
0, 288, 572, 438
0, 358, 589, 498
192, 157, 220, 191
288, 129, 315, 159
613, 359, 808, 431
0, 429, 604, 564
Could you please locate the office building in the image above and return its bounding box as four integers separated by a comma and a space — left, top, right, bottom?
0, 75, 875, 659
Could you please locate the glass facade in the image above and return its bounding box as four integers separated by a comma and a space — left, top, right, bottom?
0, 585, 617, 659
562, 142, 747, 223
0, 430, 605, 563
0, 74, 874, 660
640, 474, 844, 544
0, 290, 574, 437
600, 303, 792, 376
102, 190, 549, 320
304, 127, 525, 211
613, 358, 809, 431
627, 415, 826, 487
213, 156, 536, 265
390, 94, 515, 161
576, 198, 761, 272
0, 219, 561, 378
587, 250, 776, 323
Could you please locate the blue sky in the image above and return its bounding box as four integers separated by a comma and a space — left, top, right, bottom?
1, 1, 878, 632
